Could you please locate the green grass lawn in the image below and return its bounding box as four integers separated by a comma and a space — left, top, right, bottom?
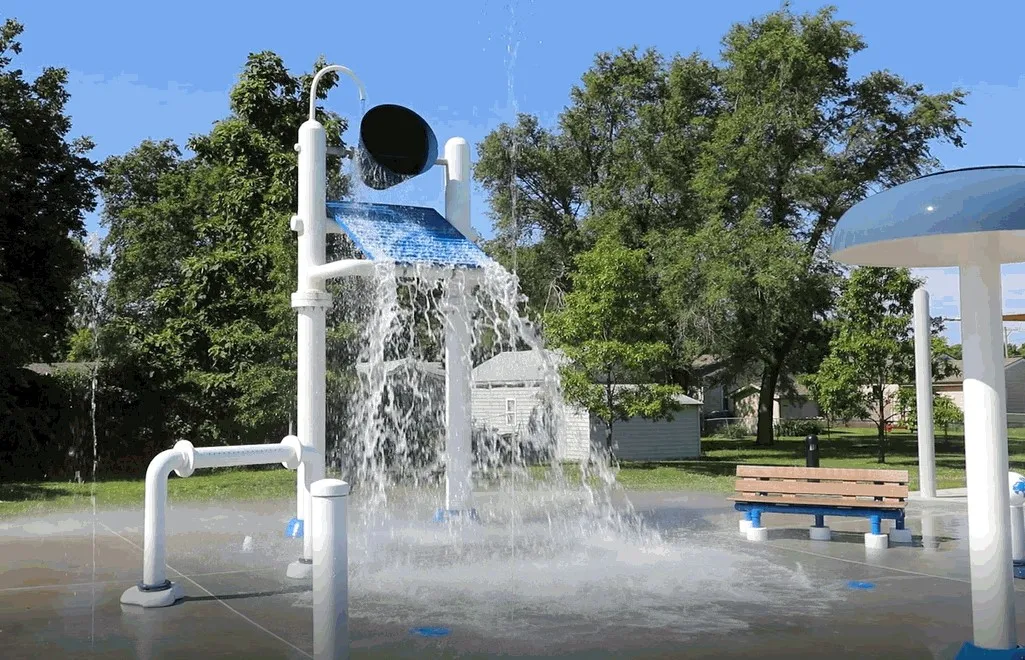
2, 426, 1020, 519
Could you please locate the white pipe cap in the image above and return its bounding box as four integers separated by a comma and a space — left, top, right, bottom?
311, 478, 350, 498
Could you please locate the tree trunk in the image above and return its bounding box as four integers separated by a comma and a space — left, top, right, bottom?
605, 421, 615, 466
755, 366, 780, 446
876, 387, 886, 463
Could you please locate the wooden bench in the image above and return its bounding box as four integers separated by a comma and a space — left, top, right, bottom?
728, 465, 912, 548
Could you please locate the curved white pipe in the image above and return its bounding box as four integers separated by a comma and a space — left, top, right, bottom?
309, 65, 366, 122
140, 437, 303, 589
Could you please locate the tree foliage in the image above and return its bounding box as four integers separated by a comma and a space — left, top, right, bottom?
544, 237, 682, 460
0, 19, 98, 372
807, 267, 923, 462
99, 52, 350, 445
476, 6, 968, 448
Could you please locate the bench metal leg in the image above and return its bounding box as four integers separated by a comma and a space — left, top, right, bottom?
746, 509, 768, 542
865, 514, 888, 549
809, 514, 831, 541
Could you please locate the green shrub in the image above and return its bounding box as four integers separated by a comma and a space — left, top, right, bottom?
774, 418, 824, 438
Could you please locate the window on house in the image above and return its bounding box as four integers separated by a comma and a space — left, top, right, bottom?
505, 398, 516, 426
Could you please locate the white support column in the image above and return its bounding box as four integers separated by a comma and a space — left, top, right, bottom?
312, 478, 350, 660
442, 137, 475, 517
289, 117, 332, 578
913, 287, 937, 499
959, 259, 1016, 650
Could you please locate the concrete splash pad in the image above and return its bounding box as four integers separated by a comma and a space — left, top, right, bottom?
0, 490, 1021, 658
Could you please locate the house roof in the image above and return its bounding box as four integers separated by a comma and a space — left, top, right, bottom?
934, 357, 1023, 385
25, 362, 99, 376
472, 349, 568, 384
355, 358, 444, 379
471, 350, 701, 405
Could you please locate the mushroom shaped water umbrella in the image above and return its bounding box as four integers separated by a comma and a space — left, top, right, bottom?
831, 165, 1025, 655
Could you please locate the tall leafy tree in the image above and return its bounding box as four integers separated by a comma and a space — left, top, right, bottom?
545, 237, 682, 461
808, 267, 921, 462
475, 48, 720, 321
0, 19, 98, 372
664, 5, 967, 444
100, 53, 350, 444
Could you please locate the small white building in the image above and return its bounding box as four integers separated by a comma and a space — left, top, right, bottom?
471, 350, 702, 462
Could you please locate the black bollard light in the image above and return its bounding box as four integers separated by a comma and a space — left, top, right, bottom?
806, 434, 820, 468
358, 104, 438, 190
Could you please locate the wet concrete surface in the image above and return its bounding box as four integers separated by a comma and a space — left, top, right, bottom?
0, 490, 1015, 658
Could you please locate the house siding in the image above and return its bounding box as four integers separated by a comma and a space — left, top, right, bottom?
471, 385, 540, 437
589, 407, 701, 460
1006, 360, 1025, 414
470, 385, 590, 461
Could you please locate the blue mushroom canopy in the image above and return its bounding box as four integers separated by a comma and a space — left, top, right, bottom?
830, 166, 1025, 268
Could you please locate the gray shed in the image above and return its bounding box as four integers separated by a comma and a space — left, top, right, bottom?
472, 350, 702, 461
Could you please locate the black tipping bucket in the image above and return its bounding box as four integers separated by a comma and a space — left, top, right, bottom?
358, 104, 438, 190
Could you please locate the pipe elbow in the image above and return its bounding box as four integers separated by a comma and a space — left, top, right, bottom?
280, 435, 304, 470
145, 442, 193, 488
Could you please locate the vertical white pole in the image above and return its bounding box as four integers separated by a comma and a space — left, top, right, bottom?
290, 118, 331, 578
959, 259, 1016, 650
914, 287, 937, 499
443, 137, 474, 514
312, 478, 349, 660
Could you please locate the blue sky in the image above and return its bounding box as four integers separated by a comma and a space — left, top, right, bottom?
9, 0, 1025, 343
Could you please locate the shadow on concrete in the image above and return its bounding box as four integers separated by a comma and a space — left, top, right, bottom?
181, 584, 310, 603
0, 482, 75, 503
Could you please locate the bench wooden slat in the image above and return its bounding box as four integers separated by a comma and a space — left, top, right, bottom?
728, 495, 906, 509
734, 478, 907, 499
736, 465, 908, 484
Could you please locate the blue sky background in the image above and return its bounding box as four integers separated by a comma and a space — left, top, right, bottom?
8, 0, 1025, 343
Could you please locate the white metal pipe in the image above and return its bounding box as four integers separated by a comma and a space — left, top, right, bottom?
309, 259, 376, 281
308, 65, 366, 122
913, 287, 937, 499
142, 442, 191, 587
293, 115, 332, 557
297, 304, 327, 565
443, 137, 475, 513
312, 478, 350, 660
959, 259, 1016, 649
141, 437, 302, 588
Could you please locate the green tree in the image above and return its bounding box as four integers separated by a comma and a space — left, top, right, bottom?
544, 237, 682, 461
475, 47, 719, 328
808, 267, 921, 462
0, 19, 98, 372
662, 5, 967, 445
897, 388, 964, 448
99, 53, 350, 445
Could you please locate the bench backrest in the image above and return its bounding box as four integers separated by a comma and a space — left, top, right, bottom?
734, 465, 909, 504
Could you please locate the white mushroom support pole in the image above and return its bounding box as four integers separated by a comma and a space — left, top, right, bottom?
120, 437, 303, 608
441, 137, 476, 518
312, 478, 350, 660
913, 287, 937, 499
959, 258, 1016, 649
289, 112, 333, 580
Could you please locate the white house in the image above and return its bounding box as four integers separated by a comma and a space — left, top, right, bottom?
471, 350, 702, 461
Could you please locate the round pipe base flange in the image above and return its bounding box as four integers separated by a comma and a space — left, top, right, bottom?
120, 581, 184, 608
286, 557, 313, 580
